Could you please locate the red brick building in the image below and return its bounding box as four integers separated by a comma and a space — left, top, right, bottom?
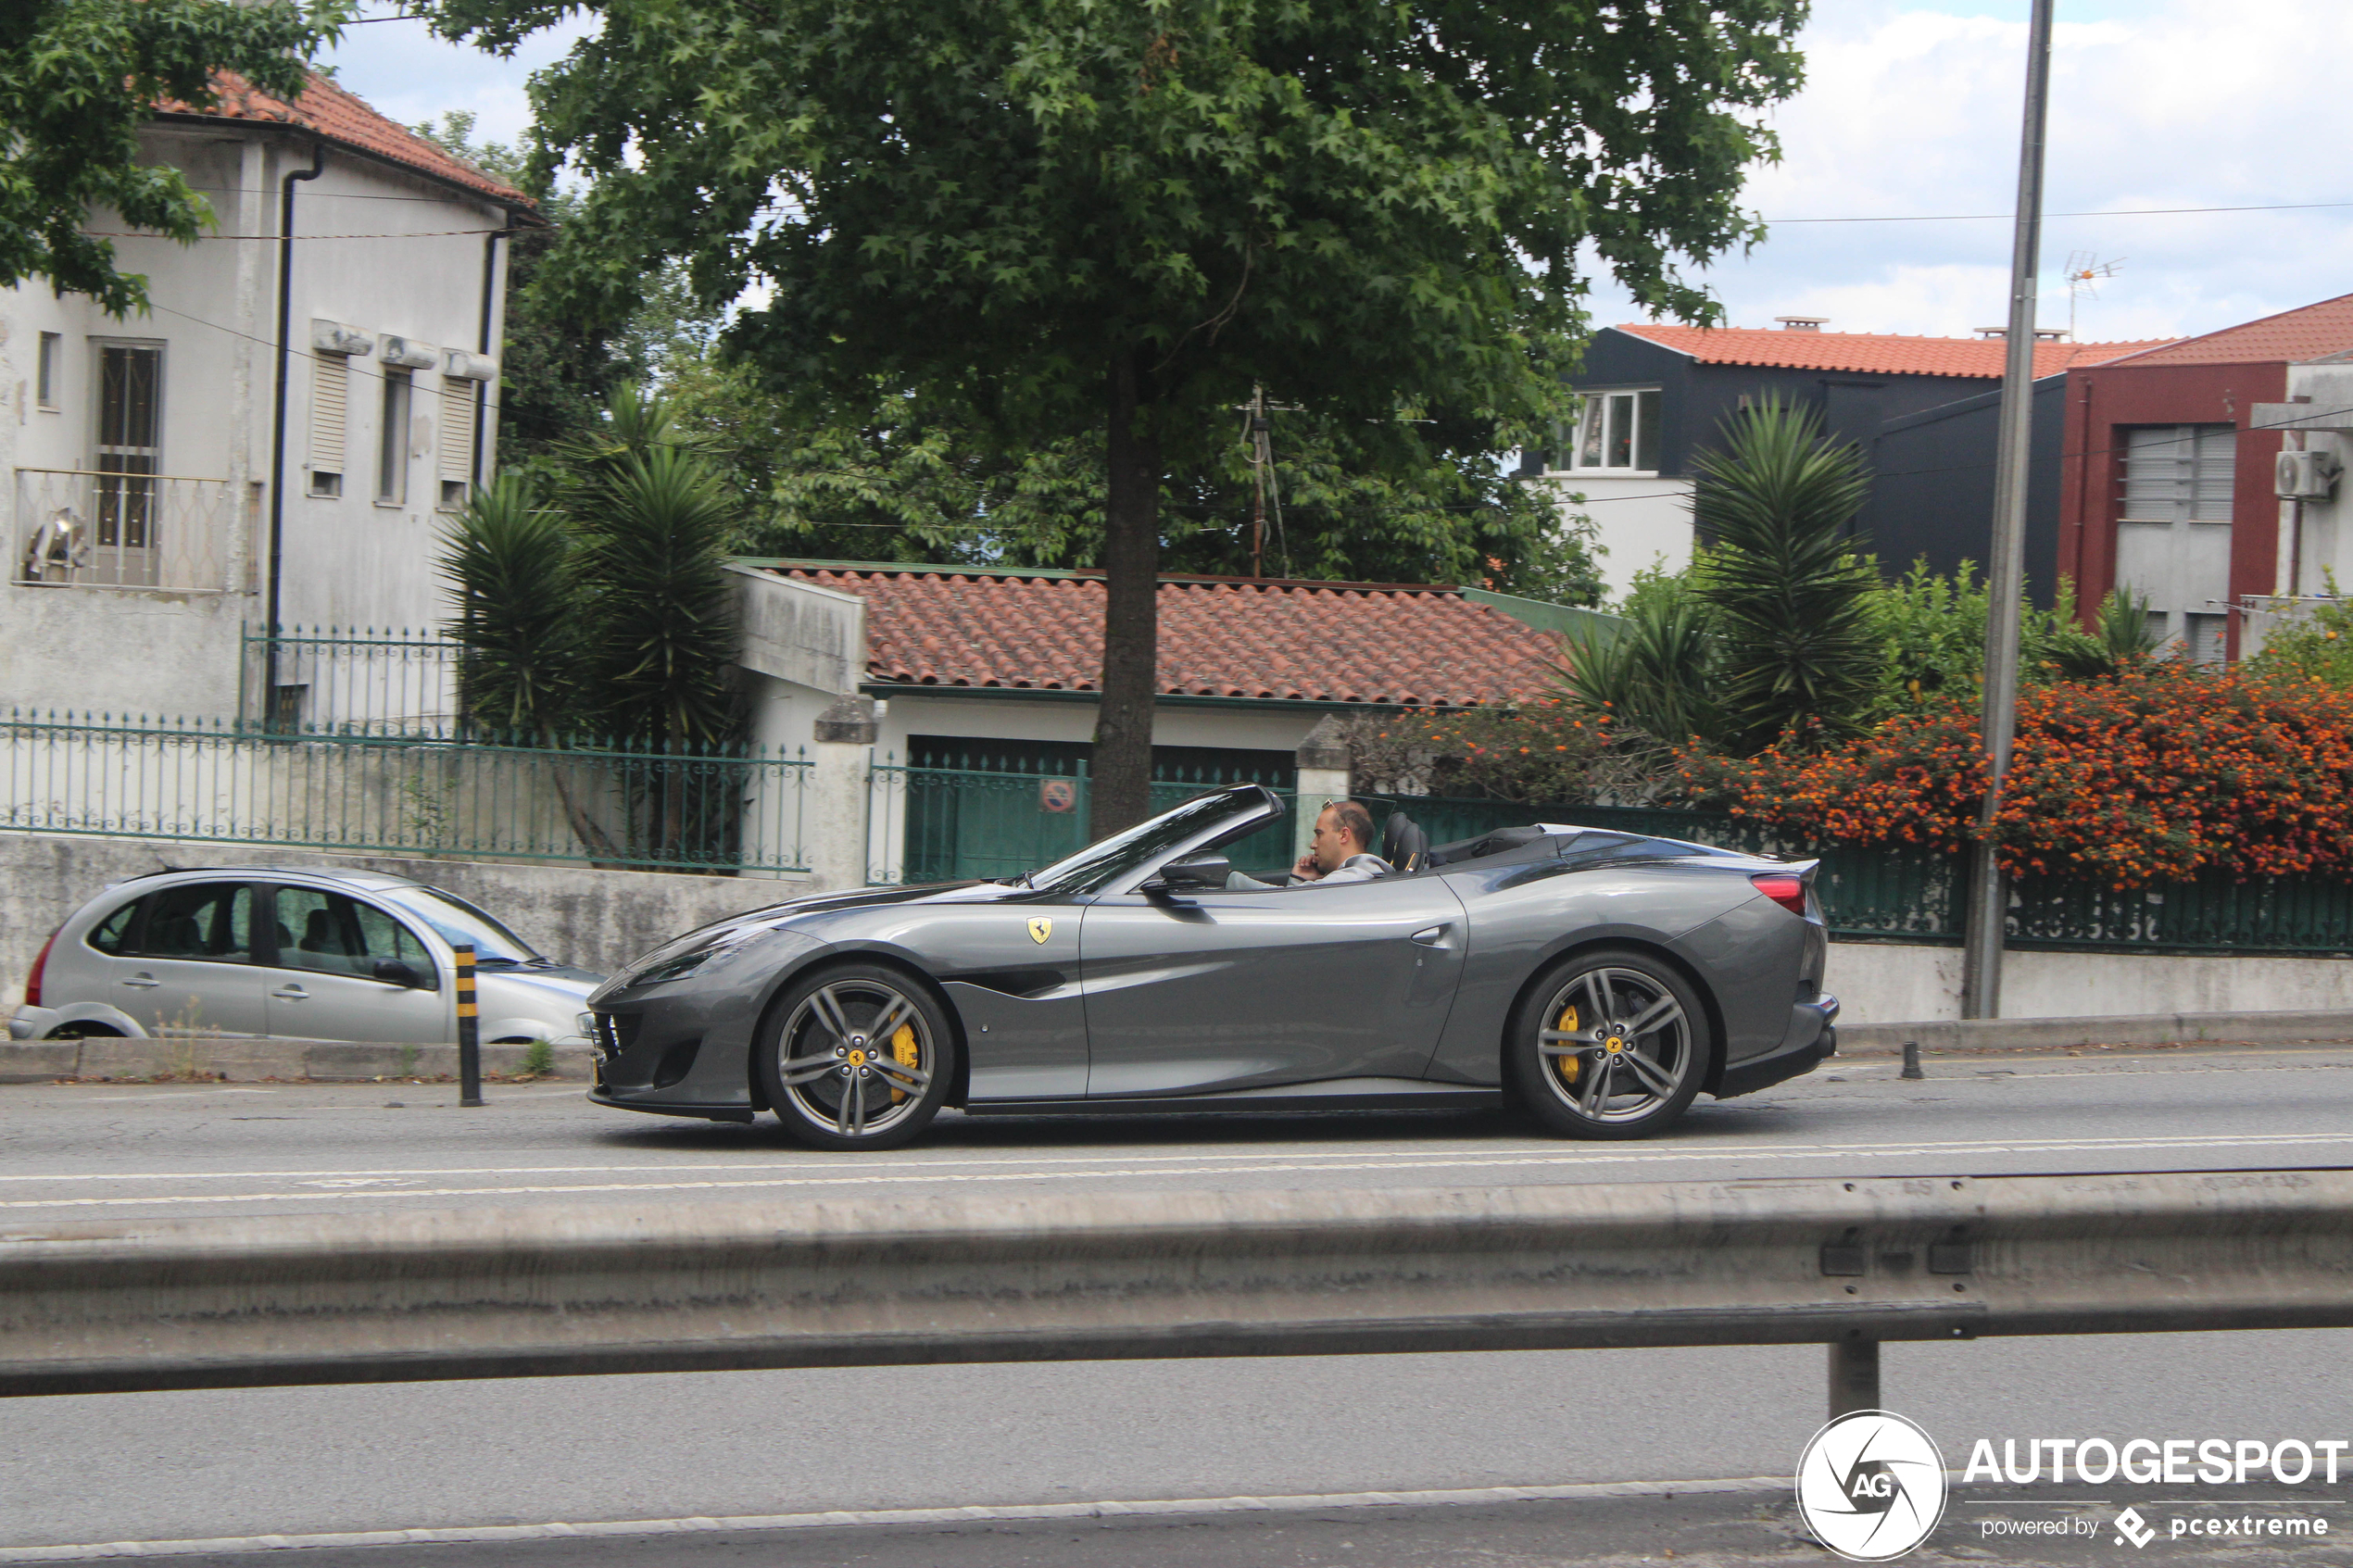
2057, 294, 2353, 660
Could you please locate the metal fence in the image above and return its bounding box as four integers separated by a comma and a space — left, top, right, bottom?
1358, 791, 2353, 956
867, 759, 1297, 885
241, 625, 460, 734
0, 711, 812, 874
13, 468, 243, 593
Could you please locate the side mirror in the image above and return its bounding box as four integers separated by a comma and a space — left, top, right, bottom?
1155, 851, 1231, 892
372, 959, 426, 988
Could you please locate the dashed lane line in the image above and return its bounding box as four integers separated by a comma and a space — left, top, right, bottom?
1, 1127, 2340, 1188
3, 1131, 2350, 1211
0, 1474, 1794, 1561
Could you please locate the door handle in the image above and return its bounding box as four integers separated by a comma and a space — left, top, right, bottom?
121, 972, 160, 988
1410, 925, 1449, 947
271, 984, 309, 1000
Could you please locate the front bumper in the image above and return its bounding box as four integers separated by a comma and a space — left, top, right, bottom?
1714, 994, 1839, 1098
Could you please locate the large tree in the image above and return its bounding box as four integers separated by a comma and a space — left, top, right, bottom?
3, 0, 343, 315
433, 0, 1803, 834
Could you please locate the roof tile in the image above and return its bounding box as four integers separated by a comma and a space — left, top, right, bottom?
2099, 293, 2353, 368
161, 71, 535, 210
1611, 323, 2172, 380
770, 567, 1565, 707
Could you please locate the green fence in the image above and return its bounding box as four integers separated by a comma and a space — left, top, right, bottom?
1357, 792, 2353, 957
0, 711, 812, 873
870, 760, 1297, 885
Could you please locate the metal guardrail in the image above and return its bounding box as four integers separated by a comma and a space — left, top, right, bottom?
5, 1171, 2351, 1400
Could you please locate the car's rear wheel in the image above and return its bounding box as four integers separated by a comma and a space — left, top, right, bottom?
757, 964, 954, 1150
1507, 949, 1709, 1140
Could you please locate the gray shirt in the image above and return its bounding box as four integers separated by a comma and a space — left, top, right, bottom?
1227, 853, 1394, 891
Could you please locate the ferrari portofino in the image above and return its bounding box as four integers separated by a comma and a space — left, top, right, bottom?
585, 785, 1837, 1146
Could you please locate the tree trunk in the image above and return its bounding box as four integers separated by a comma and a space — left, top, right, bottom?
1091, 350, 1161, 839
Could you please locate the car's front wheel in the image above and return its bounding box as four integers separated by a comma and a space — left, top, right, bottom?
757, 963, 955, 1150
1507, 948, 1710, 1140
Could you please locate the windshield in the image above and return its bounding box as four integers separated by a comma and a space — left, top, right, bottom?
378, 886, 544, 968
1026, 787, 1277, 896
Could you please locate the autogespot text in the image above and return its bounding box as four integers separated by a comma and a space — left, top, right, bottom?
1963, 1436, 2351, 1486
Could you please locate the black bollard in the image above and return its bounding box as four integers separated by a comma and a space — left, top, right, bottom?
1901, 1041, 1924, 1080
456, 943, 482, 1107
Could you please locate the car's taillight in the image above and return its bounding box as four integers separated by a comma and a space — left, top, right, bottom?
25, 926, 59, 1008
1751, 872, 1807, 917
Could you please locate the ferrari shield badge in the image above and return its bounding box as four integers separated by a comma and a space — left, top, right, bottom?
1028, 917, 1052, 945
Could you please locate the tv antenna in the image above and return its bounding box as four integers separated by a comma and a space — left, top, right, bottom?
2063, 251, 2123, 340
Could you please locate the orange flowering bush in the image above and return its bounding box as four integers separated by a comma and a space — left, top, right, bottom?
1677, 664, 2353, 887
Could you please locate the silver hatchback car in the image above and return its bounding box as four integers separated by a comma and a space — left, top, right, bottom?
9, 868, 600, 1047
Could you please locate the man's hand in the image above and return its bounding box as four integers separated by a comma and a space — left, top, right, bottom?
1292, 852, 1324, 881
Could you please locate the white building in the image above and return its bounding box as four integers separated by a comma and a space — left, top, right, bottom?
1, 73, 536, 724
2248, 352, 2353, 652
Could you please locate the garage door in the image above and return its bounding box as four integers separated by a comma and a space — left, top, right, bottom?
2113, 424, 2234, 663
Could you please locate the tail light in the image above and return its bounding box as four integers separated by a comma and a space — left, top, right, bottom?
25, 926, 59, 1008
1750, 872, 1808, 918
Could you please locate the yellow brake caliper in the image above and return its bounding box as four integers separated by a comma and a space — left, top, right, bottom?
890, 1023, 918, 1103
1554, 1004, 1579, 1085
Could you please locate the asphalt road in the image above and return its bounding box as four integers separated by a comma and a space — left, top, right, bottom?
5, 1044, 2353, 1562
6, 1043, 2353, 1221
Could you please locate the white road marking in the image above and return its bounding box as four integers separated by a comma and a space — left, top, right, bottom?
4, 1130, 2350, 1211
3, 1124, 2339, 1189
0, 1474, 1792, 1561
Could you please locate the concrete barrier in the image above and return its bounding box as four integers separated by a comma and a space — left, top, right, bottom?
7, 1171, 2353, 1399
1837, 1009, 2353, 1055
0, 1035, 589, 1084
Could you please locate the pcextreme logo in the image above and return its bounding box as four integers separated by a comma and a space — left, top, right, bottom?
1796, 1410, 1950, 1562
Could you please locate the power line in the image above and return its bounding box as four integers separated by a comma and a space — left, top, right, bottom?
1767, 199, 2353, 225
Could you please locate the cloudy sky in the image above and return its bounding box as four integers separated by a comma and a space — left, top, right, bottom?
325, 0, 2351, 347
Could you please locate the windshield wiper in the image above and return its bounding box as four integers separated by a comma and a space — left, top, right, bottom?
999, 869, 1036, 888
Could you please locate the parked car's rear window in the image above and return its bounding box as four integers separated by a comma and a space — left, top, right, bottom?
86, 899, 141, 955
131, 884, 254, 962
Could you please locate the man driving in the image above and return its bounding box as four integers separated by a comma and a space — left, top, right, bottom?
1228, 798, 1392, 889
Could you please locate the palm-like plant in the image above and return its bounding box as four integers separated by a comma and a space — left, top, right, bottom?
571, 442, 740, 750
1692, 396, 1879, 753
1562, 583, 1723, 746
436, 473, 583, 739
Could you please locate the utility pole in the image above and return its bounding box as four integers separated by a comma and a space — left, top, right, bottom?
1960, 0, 2056, 1021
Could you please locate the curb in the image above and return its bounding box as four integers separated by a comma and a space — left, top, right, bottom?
0, 1036, 587, 1085
1836, 1009, 2353, 1057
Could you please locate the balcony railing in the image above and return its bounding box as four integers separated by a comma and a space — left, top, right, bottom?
13, 467, 242, 592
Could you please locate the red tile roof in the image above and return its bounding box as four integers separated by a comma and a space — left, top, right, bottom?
2098, 293, 2353, 368
159, 71, 536, 212
1611, 323, 2172, 380
768, 566, 1567, 707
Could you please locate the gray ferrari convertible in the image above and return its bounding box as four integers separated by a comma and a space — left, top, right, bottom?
585, 784, 1838, 1147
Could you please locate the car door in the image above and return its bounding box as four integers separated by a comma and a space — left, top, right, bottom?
113, 880, 271, 1036
1078, 875, 1469, 1098
261, 884, 451, 1043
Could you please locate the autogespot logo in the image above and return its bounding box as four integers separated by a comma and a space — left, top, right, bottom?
1796, 1411, 1950, 1562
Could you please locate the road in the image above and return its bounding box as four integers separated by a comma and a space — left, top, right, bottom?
5, 1044, 2353, 1562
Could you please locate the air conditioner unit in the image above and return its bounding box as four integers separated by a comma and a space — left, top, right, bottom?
442, 349, 499, 383
378, 335, 439, 370
2276, 448, 2343, 499
308, 320, 373, 357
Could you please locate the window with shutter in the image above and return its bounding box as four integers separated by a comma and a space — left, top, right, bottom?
2115, 423, 2235, 664
309, 355, 348, 495
436, 378, 474, 508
